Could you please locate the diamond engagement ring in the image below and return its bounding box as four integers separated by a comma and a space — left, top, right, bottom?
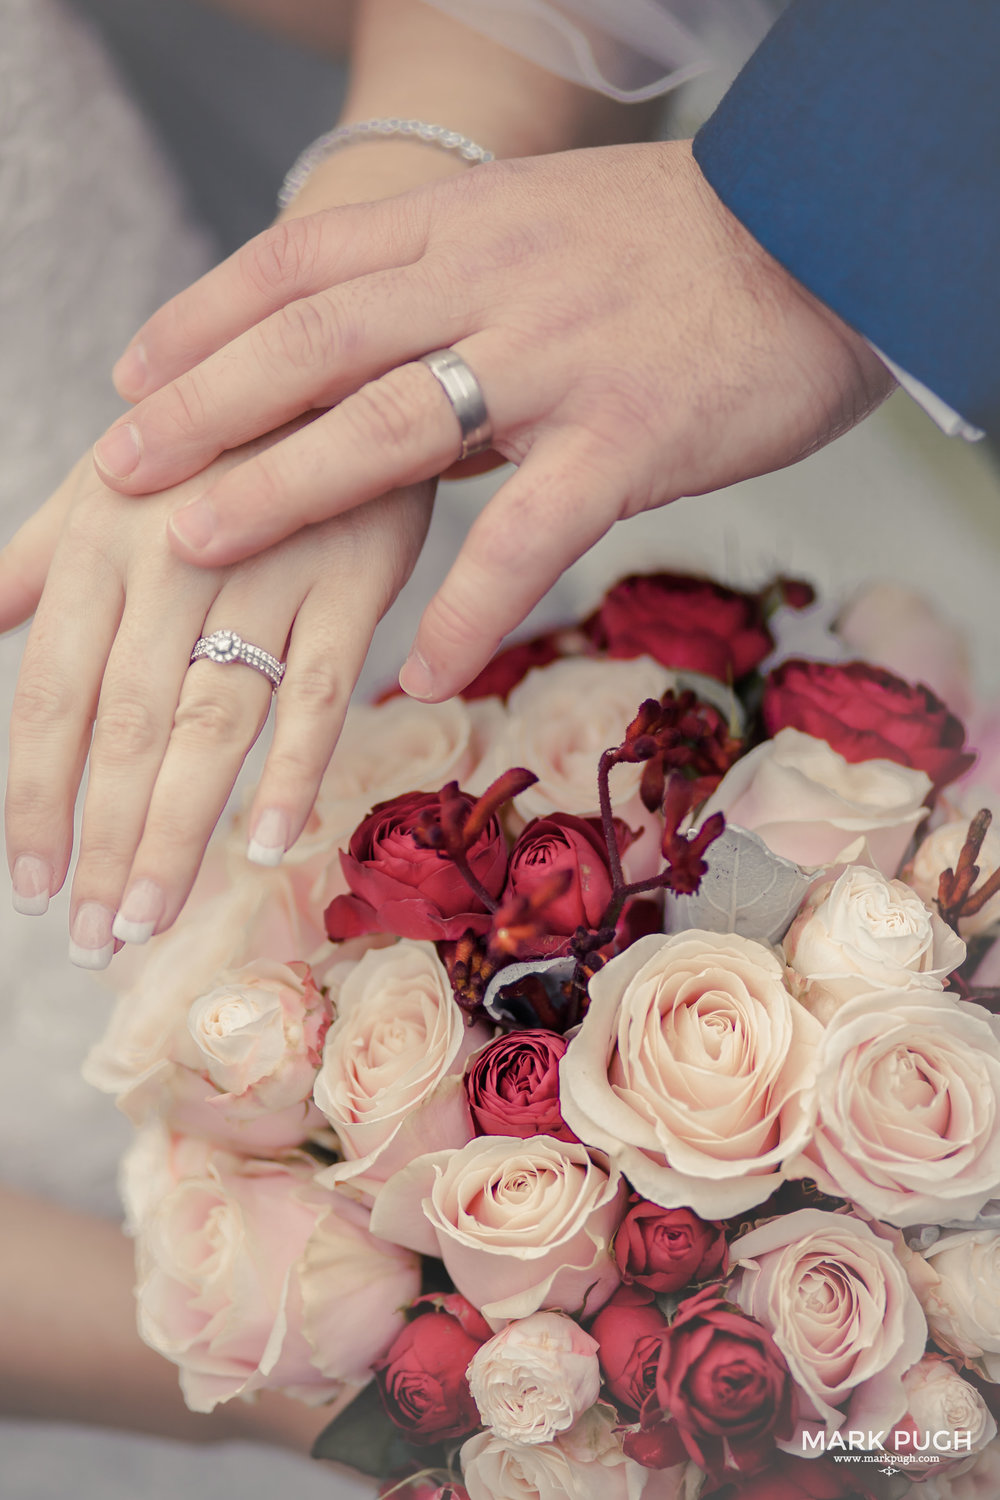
190, 630, 285, 689
419, 349, 493, 460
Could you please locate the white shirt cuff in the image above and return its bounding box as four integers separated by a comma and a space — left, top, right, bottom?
868, 343, 985, 442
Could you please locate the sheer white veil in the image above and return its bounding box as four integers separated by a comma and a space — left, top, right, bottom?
420, 0, 781, 102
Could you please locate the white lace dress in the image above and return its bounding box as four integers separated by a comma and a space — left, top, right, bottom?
1, 3, 999, 1499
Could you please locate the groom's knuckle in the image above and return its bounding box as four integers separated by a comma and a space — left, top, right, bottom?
264, 296, 333, 373
244, 219, 317, 296
160, 372, 209, 440
343, 372, 416, 452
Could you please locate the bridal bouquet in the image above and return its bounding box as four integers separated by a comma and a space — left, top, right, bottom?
87, 570, 1000, 1499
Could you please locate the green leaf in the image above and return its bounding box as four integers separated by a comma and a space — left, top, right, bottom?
310, 1382, 447, 1478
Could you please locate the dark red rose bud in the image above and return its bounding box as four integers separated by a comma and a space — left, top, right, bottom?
763, 659, 974, 791
591, 1285, 669, 1413
614, 1200, 727, 1293
708, 1452, 874, 1500
465, 1030, 576, 1142
372, 1302, 488, 1444
324, 788, 508, 942
501, 814, 616, 957
410, 1291, 493, 1344
640, 1285, 793, 1478
461, 630, 567, 701
622, 1421, 688, 1469
587, 573, 773, 682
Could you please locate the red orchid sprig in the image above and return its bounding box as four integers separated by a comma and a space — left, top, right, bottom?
937, 808, 1000, 930
411, 768, 538, 913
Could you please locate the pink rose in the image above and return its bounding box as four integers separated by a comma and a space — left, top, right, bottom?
559, 932, 822, 1218
732, 1210, 927, 1449
792, 992, 1000, 1227
124, 1130, 420, 1412
699, 727, 932, 874
591, 1285, 668, 1412
370, 1135, 626, 1328
373, 1296, 491, 1444
88, 960, 330, 1156
836, 582, 973, 719
324, 788, 508, 942
888, 1355, 996, 1475
315, 941, 488, 1202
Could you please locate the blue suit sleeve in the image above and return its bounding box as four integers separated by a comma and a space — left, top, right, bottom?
692, 0, 1000, 436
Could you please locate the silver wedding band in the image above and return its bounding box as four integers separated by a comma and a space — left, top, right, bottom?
420, 348, 493, 461
190, 629, 286, 690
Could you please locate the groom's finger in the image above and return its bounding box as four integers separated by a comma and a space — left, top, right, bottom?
94, 265, 458, 496
111, 197, 428, 401
163, 336, 532, 568
400, 435, 621, 701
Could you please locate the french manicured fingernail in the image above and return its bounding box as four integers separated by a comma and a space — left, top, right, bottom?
247, 808, 290, 867
112, 879, 164, 945
11, 854, 52, 916
93, 421, 141, 479
169, 499, 215, 552
112, 342, 149, 398
398, 650, 436, 700
69, 902, 115, 970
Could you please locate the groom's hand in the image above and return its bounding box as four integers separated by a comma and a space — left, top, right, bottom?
93, 141, 892, 700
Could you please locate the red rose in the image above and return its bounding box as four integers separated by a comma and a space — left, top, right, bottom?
502, 814, 615, 956
461, 630, 567, 700
372, 1298, 489, 1444
324, 789, 508, 942
639, 1286, 792, 1476
591, 1285, 669, 1412
614, 1199, 727, 1293
706, 1452, 874, 1500
465, 1030, 576, 1142
587, 573, 773, 681
763, 659, 974, 791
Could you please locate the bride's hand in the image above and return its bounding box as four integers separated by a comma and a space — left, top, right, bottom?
4, 441, 432, 965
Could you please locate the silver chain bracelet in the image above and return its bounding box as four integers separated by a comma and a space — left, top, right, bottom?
278, 118, 495, 209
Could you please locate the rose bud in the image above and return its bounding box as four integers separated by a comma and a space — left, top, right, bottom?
641, 1285, 793, 1476
613, 1199, 727, 1293
325, 788, 508, 942
465, 1031, 576, 1143
590, 1285, 668, 1412
500, 815, 615, 958
763, 659, 973, 791
587, 572, 773, 681
372, 1297, 491, 1444
461, 630, 567, 701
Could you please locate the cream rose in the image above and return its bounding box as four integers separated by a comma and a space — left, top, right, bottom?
792, 991, 1000, 1226
918, 1230, 1000, 1381
907, 1436, 1000, 1500
468, 1312, 601, 1445
370, 1135, 625, 1328
889, 1355, 996, 1474
699, 727, 931, 874
906, 819, 1000, 937
783, 866, 965, 1021
732, 1209, 927, 1446
86, 958, 330, 1156
559, 931, 822, 1218
315, 941, 488, 1201
125, 1129, 420, 1413
502, 655, 676, 877
461, 1403, 678, 1500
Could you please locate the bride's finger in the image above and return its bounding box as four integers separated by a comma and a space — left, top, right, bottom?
400, 436, 620, 701
0, 461, 90, 633
5, 550, 123, 920
65, 575, 222, 966
95, 262, 457, 496
112, 199, 428, 401
112, 489, 432, 941
164, 337, 535, 568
